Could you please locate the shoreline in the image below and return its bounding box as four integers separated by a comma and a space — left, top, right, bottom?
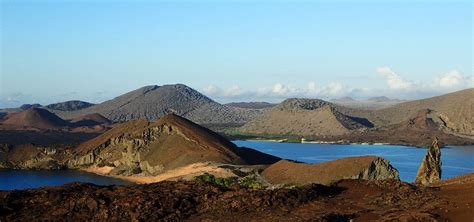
235, 138, 414, 147
233, 138, 474, 148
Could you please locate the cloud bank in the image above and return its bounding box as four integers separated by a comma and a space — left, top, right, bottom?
202, 67, 473, 103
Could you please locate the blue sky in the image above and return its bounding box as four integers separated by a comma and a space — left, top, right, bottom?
1, 0, 473, 107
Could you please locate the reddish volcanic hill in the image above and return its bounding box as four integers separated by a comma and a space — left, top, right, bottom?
262, 156, 399, 185
0, 108, 69, 129
73, 114, 279, 175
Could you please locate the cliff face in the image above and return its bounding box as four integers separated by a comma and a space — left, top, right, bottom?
415, 138, 442, 185
262, 156, 399, 185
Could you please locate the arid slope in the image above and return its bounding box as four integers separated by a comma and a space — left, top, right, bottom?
344, 88, 474, 136
0, 108, 69, 130
72, 114, 279, 176
240, 99, 372, 136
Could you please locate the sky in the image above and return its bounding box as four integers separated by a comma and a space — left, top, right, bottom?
1, 0, 473, 108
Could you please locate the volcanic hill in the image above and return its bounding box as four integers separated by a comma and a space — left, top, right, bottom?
340, 109, 474, 146
71, 114, 279, 176
0, 108, 69, 130
51, 84, 262, 126
262, 156, 399, 185
240, 98, 373, 136
344, 88, 474, 136
71, 113, 112, 127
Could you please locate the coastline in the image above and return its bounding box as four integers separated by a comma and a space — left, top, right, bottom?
234, 138, 474, 148
234, 138, 419, 147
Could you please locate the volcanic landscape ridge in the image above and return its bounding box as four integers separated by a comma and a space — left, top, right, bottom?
0, 84, 473, 221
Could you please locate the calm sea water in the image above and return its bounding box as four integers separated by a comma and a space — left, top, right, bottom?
234, 140, 474, 182
0, 169, 132, 190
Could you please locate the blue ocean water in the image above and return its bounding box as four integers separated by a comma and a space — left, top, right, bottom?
234, 140, 474, 182
0, 169, 132, 190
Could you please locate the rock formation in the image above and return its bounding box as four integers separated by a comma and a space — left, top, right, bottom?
415, 137, 442, 185
262, 156, 399, 185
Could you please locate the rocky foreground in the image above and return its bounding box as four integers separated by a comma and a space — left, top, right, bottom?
1, 174, 473, 221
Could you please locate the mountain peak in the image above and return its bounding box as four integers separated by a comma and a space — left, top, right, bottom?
278, 98, 330, 111
52, 84, 259, 125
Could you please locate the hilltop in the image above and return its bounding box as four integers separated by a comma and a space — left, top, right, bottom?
71, 114, 279, 176
0, 109, 111, 145
262, 156, 399, 185
51, 84, 262, 126
46, 100, 95, 111
240, 98, 372, 136
0, 108, 69, 130
70, 113, 112, 127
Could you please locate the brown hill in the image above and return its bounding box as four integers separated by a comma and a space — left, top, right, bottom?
338, 109, 474, 146
71, 113, 111, 127
240, 99, 372, 136
342, 88, 474, 136
0, 108, 69, 130
72, 114, 279, 176
262, 156, 399, 185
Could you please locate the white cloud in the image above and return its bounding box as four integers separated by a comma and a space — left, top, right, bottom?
270, 83, 300, 96
199, 67, 473, 103
376, 66, 413, 90
433, 70, 469, 88
202, 84, 220, 95
319, 82, 346, 98
225, 85, 242, 97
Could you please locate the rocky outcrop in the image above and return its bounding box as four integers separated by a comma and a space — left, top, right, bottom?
0, 144, 70, 170
262, 156, 399, 185
415, 137, 442, 185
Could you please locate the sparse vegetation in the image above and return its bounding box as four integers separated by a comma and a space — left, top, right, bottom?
193, 173, 266, 189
